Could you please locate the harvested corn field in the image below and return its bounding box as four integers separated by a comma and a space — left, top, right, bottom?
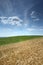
0, 38, 43, 65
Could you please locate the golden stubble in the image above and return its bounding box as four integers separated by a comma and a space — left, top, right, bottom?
0, 38, 43, 65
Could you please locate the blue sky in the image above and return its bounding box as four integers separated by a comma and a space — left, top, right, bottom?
0, 0, 43, 37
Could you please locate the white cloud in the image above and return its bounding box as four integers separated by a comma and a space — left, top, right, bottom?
0, 16, 23, 26
26, 28, 35, 32
26, 27, 43, 32
30, 11, 36, 18
30, 11, 40, 21
33, 18, 40, 21
30, 11, 35, 16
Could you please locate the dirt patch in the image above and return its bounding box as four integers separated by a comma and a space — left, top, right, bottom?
0, 38, 43, 65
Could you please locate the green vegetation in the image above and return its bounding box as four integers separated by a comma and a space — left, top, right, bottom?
0, 36, 43, 45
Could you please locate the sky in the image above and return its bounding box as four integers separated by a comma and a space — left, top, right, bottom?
0, 0, 43, 37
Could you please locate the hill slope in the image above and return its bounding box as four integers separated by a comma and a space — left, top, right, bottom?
0, 36, 43, 45
0, 38, 43, 65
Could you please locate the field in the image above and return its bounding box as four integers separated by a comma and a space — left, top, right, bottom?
0, 36, 43, 45
0, 36, 43, 65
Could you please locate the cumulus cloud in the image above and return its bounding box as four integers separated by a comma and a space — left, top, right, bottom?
0, 17, 8, 24
0, 16, 23, 26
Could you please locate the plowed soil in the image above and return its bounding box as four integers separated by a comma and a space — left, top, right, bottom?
0, 38, 43, 65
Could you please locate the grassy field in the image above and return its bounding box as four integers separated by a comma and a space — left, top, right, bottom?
0, 36, 43, 45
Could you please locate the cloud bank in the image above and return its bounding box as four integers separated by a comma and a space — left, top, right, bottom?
0, 16, 23, 26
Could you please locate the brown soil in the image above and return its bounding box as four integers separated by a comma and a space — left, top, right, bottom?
0, 38, 43, 65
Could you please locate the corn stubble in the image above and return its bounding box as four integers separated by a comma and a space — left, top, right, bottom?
0, 38, 43, 65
